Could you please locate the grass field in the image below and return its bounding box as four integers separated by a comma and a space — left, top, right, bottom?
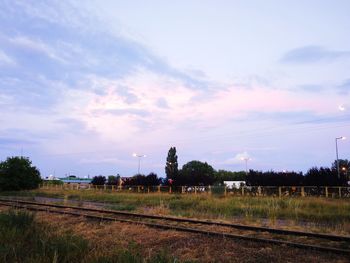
2, 188, 350, 234
0, 210, 181, 263
1, 208, 349, 263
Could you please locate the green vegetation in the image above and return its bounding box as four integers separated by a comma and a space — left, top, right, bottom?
0, 210, 88, 262
45, 180, 63, 186
214, 170, 246, 184
4, 189, 350, 228
91, 175, 106, 185
0, 156, 41, 191
107, 175, 121, 185
123, 173, 161, 186
165, 146, 178, 181
175, 160, 215, 186
0, 210, 184, 263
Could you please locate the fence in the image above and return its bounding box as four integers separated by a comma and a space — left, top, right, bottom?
39, 183, 350, 198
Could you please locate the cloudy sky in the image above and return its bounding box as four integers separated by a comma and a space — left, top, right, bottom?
0, 0, 349, 177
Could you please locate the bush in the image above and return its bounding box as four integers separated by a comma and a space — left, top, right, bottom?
123, 173, 161, 186
0, 210, 88, 263
91, 175, 106, 185
0, 156, 42, 191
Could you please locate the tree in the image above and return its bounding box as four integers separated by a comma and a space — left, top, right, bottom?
123, 174, 145, 186
331, 159, 350, 182
165, 147, 178, 181
304, 167, 344, 186
145, 172, 161, 186
214, 170, 246, 184
179, 160, 215, 186
246, 170, 304, 186
91, 175, 106, 185
107, 175, 120, 185
123, 173, 161, 186
0, 156, 41, 191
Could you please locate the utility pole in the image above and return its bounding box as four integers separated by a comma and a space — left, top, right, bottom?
241, 157, 251, 175
335, 136, 346, 179
133, 153, 146, 174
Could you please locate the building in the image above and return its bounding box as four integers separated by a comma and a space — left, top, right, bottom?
223, 181, 246, 189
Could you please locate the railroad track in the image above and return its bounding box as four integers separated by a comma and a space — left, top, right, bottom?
0, 198, 349, 255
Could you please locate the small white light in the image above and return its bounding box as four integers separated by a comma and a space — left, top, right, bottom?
338, 105, 346, 111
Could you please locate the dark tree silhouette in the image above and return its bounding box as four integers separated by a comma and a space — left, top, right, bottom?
246, 170, 303, 186
91, 175, 106, 185
107, 175, 120, 185
0, 156, 41, 191
123, 173, 161, 186
179, 160, 215, 186
165, 147, 178, 182
304, 167, 346, 186
214, 170, 246, 184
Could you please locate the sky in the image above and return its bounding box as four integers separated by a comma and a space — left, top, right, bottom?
0, 0, 349, 178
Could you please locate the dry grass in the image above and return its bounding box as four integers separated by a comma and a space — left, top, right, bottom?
2, 189, 350, 236
28, 209, 349, 263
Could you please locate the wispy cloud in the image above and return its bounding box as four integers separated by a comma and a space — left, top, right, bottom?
280, 46, 350, 63
8, 35, 67, 63
337, 79, 350, 95
156, 98, 170, 109
99, 108, 150, 117
0, 137, 34, 147
219, 151, 251, 165
79, 157, 124, 165
297, 84, 325, 93
0, 50, 16, 66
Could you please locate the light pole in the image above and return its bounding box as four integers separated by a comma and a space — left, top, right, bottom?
241, 157, 251, 175
133, 153, 146, 174
335, 136, 346, 179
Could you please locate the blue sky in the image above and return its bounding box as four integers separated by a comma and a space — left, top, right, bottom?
0, 0, 349, 177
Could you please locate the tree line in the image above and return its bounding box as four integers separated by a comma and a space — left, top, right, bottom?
0, 149, 349, 192
90, 173, 161, 186
163, 147, 349, 187
89, 148, 349, 187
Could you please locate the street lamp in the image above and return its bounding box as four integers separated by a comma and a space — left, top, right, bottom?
132, 153, 146, 174
338, 105, 346, 111
335, 136, 346, 179
241, 157, 251, 175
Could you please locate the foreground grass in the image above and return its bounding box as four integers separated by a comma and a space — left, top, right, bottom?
0, 210, 182, 263
2, 189, 350, 228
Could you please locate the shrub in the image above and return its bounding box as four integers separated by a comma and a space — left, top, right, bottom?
0, 156, 42, 191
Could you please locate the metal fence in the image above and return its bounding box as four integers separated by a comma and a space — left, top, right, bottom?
39, 183, 350, 198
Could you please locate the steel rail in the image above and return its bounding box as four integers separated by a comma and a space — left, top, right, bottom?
0, 198, 349, 242
0, 201, 349, 256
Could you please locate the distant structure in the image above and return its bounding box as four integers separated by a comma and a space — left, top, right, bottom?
44, 174, 61, 181
223, 181, 246, 189
59, 175, 92, 184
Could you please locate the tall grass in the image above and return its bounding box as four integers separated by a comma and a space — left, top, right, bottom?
0, 210, 184, 263
0, 210, 88, 263
3, 188, 350, 226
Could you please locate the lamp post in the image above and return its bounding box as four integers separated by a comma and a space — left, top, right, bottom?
335, 137, 346, 179
133, 153, 146, 174
241, 157, 251, 175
